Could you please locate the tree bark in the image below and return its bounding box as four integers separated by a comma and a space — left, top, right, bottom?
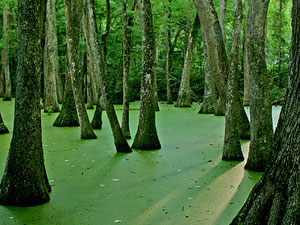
222, 0, 244, 161
121, 0, 131, 139
243, 0, 250, 106
245, 0, 273, 172
199, 32, 217, 114
0, 0, 51, 206
64, 0, 97, 140
0, 112, 9, 134
231, 1, 300, 222
219, 0, 227, 45
184, 0, 192, 56
132, 0, 161, 150
153, 38, 160, 111
161, 0, 173, 104
86, 0, 132, 153
278, 0, 282, 75
44, 0, 60, 113
2, 5, 12, 101
175, 15, 200, 107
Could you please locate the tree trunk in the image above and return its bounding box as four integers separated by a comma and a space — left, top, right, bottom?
2, 5, 11, 101
0, 112, 9, 134
0, 0, 51, 206
231, 1, 300, 222
0, 62, 4, 97
199, 32, 217, 114
121, 0, 131, 139
175, 15, 200, 107
53, 59, 80, 127
245, 0, 273, 172
184, 0, 192, 56
153, 38, 160, 111
132, 0, 161, 150
64, 0, 96, 140
161, 0, 173, 104
86, 0, 132, 153
86, 71, 94, 109
243, 0, 250, 106
91, 96, 103, 129
194, 0, 227, 115
44, 0, 60, 113
222, 0, 244, 161
219, 0, 227, 45
278, 0, 282, 75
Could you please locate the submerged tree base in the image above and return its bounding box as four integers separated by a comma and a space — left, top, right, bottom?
53, 110, 79, 127
132, 134, 161, 150
91, 103, 103, 129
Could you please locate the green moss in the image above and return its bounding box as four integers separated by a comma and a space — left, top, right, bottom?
0, 100, 281, 225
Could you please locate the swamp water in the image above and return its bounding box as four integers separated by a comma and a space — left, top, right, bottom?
0, 100, 281, 225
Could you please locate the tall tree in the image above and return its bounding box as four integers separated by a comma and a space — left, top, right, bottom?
64, 0, 96, 139
222, 0, 244, 161
132, 0, 161, 150
278, 0, 283, 74
2, 3, 12, 101
242, 0, 250, 106
231, 1, 300, 222
0, 0, 51, 206
121, 0, 131, 139
44, 0, 60, 113
0, 112, 9, 134
245, 0, 273, 171
198, 33, 217, 114
219, 0, 227, 45
161, 0, 173, 104
175, 15, 200, 107
86, 0, 132, 153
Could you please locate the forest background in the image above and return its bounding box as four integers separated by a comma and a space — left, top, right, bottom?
0, 0, 292, 105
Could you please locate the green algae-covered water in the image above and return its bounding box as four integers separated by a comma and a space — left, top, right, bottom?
0, 100, 281, 225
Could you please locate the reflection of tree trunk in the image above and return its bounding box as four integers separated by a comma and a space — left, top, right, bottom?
231, 2, 300, 222
243, 0, 250, 106
176, 15, 200, 107
86, 0, 132, 153
3, 5, 11, 101
0, 0, 50, 206
64, 0, 96, 139
132, 0, 161, 150
222, 0, 243, 161
44, 0, 60, 113
245, 0, 273, 172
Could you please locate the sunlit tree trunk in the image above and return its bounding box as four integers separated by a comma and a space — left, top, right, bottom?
2, 5, 11, 101
222, 0, 244, 161
0, 112, 9, 134
64, 0, 96, 139
132, 0, 161, 150
231, 1, 300, 223
184, 0, 192, 56
86, 0, 132, 153
176, 15, 200, 107
245, 0, 273, 172
0, 0, 51, 206
44, 0, 60, 113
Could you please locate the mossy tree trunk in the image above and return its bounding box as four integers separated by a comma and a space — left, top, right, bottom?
242, 0, 250, 106
2, 4, 11, 101
175, 15, 200, 107
0, 0, 51, 206
161, 0, 173, 104
222, 0, 244, 161
132, 0, 161, 150
121, 0, 132, 139
199, 33, 217, 114
245, 0, 273, 172
86, 0, 132, 153
153, 38, 160, 111
231, 2, 300, 222
44, 0, 60, 113
64, 0, 96, 140
0, 112, 9, 134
